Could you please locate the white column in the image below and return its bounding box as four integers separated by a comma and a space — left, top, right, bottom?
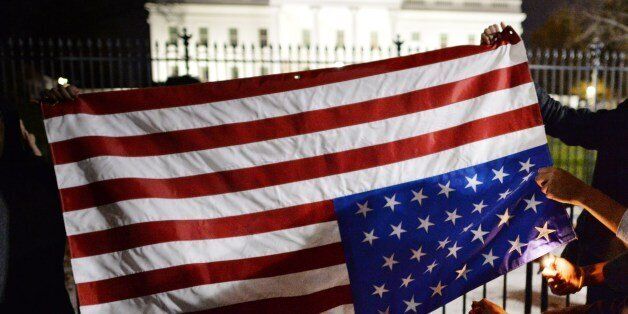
350, 6, 358, 48
311, 5, 320, 47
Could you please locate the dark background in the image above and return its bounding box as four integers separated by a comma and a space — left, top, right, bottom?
0, 0, 571, 41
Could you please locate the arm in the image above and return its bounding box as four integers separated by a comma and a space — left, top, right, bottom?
536, 167, 626, 237
482, 23, 626, 150
536, 86, 625, 150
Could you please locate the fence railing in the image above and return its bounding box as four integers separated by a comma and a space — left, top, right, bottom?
0, 36, 626, 313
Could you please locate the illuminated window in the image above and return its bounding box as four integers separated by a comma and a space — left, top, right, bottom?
412, 32, 421, 42
199, 27, 208, 45
229, 28, 238, 47
259, 28, 268, 47
440, 33, 448, 48
468, 34, 476, 44
336, 30, 345, 48
168, 27, 179, 45
370, 31, 379, 49
302, 29, 311, 47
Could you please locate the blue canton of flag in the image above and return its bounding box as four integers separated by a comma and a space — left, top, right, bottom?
334, 145, 576, 314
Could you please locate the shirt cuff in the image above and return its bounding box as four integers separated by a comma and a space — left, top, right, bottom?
617, 209, 628, 244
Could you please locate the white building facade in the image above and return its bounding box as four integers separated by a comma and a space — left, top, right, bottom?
146, 0, 525, 81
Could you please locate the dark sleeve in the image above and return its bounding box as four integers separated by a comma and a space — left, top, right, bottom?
536, 84, 627, 150
603, 251, 628, 294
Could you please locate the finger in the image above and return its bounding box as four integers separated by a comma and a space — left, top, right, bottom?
535, 173, 550, 188
481, 34, 489, 45
68, 85, 81, 98
63, 85, 77, 99
491, 24, 499, 34
500, 22, 507, 29
58, 85, 73, 101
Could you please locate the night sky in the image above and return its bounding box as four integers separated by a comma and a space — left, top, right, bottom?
0, 0, 567, 41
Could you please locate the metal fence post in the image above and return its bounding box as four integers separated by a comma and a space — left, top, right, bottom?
393, 35, 404, 57
179, 28, 192, 76
589, 37, 603, 110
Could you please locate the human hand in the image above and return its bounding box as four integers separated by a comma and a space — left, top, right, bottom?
40, 84, 80, 105
469, 299, 507, 314
535, 167, 589, 205
481, 22, 508, 45
541, 255, 584, 295
19, 120, 42, 157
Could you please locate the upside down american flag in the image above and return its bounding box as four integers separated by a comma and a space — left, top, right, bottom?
43, 28, 575, 314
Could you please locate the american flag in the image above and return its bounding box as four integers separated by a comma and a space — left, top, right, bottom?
43, 28, 575, 313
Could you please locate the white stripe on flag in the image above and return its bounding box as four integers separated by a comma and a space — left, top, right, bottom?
63, 126, 547, 236
55, 83, 536, 188
80, 263, 350, 314
71, 221, 340, 283
45, 42, 527, 143
321, 304, 356, 314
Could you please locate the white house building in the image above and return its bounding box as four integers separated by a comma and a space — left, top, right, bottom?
146, 0, 525, 81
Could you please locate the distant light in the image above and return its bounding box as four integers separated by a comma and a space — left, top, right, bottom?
333, 61, 345, 68
586, 85, 596, 99
58, 77, 69, 85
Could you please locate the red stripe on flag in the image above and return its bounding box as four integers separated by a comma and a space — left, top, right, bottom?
69, 200, 335, 258
43, 33, 519, 119
50, 63, 531, 164
60, 104, 542, 211
77, 243, 347, 306
196, 285, 354, 314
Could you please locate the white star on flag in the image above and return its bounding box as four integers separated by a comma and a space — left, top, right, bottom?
446, 241, 462, 259
492, 166, 510, 183
384, 194, 401, 211
455, 264, 472, 280
482, 249, 500, 267
410, 246, 426, 262
355, 201, 373, 217
372, 284, 389, 298
362, 229, 379, 245
425, 261, 438, 273
519, 158, 535, 172
378, 307, 390, 314
400, 273, 415, 288
461, 223, 474, 233
444, 209, 462, 225
430, 281, 446, 297
403, 295, 421, 312
535, 222, 557, 241
390, 222, 407, 239
437, 181, 455, 198
465, 174, 483, 192
382, 254, 399, 270
437, 237, 451, 250
498, 189, 512, 200
472, 200, 488, 214
411, 188, 428, 206
520, 172, 535, 185
471, 224, 489, 244
496, 208, 514, 227
417, 215, 435, 233
523, 194, 542, 213
508, 235, 528, 256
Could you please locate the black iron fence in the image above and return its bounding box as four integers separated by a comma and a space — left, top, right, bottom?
0, 36, 626, 313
